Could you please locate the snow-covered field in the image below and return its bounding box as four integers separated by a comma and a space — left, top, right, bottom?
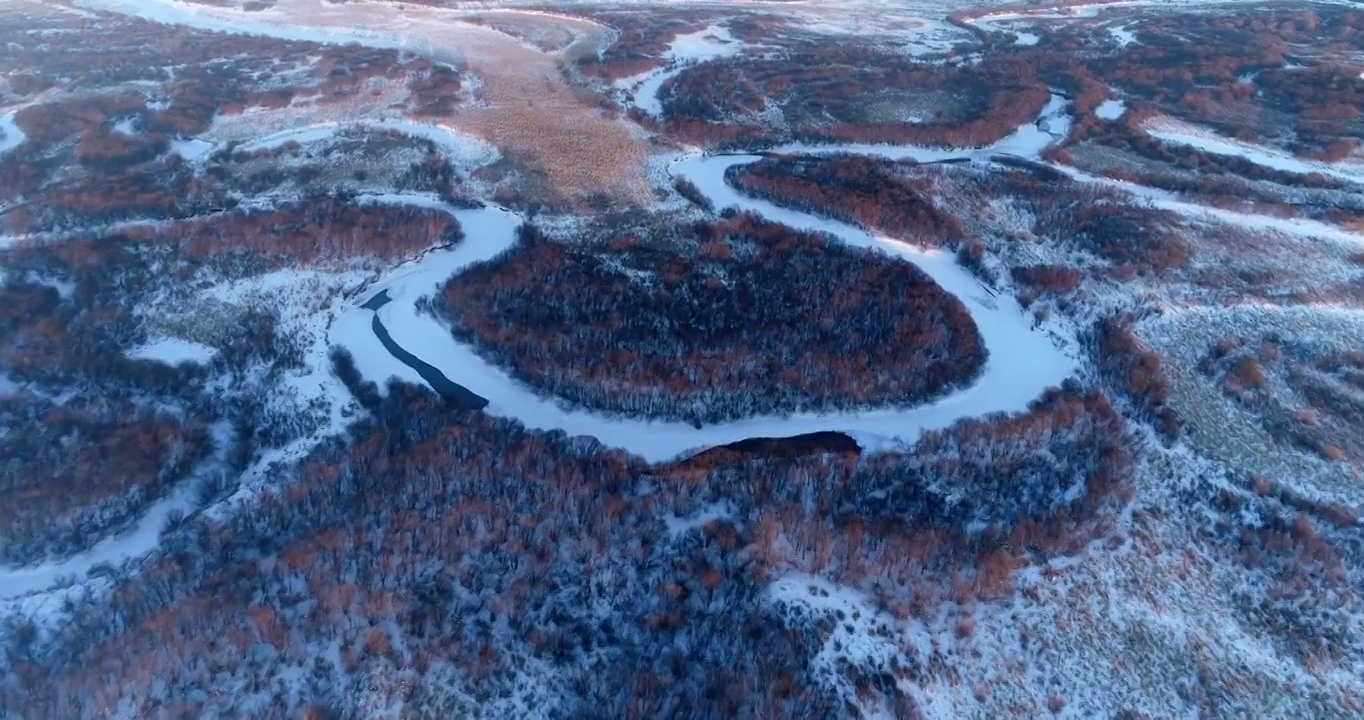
1108, 23, 1137, 46
169, 138, 213, 161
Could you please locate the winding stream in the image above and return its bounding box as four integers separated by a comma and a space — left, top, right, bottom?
329, 146, 1079, 464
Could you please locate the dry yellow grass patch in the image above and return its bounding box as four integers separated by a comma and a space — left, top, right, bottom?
186, 0, 652, 206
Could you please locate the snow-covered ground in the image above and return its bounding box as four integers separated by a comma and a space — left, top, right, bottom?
126, 337, 219, 365
1144, 116, 1364, 186
1108, 24, 1137, 47
614, 24, 744, 118
1095, 98, 1126, 120
234, 124, 346, 153
170, 138, 214, 162
0, 112, 26, 156
76, 0, 429, 52
769, 575, 905, 717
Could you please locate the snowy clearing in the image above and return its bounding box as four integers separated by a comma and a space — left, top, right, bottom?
1095, 98, 1126, 120
170, 138, 214, 162
768, 575, 905, 717
0, 112, 26, 156
664, 502, 735, 540
1109, 24, 1137, 47
125, 337, 219, 365
232, 119, 500, 170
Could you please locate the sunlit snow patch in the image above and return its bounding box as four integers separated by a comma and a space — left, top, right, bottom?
0, 112, 26, 155
171, 138, 214, 161
1095, 99, 1126, 120
1109, 24, 1137, 47
126, 337, 219, 365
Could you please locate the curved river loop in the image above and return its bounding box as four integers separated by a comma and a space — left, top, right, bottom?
327, 95, 1082, 464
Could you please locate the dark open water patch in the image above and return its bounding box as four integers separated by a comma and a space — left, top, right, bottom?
361, 289, 392, 311
671, 430, 861, 469
369, 314, 489, 411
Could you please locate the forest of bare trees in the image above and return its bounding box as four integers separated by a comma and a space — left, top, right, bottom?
2, 376, 1140, 719
658, 48, 1050, 149
726, 155, 965, 246
433, 213, 986, 425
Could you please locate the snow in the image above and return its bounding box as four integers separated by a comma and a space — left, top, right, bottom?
1145, 116, 1364, 185
668, 24, 742, 64
1095, 99, 1126, 120
1109, 24, 1137, 47
664, 502, 734, 540
1054, 162, 1364, 249
126, 337, 219, 365
25, 273, 76, 300
76, 0, 420, 50
768, 574, 905, 716
170, 138, 214, 161
370, 119, 500, 169
0, 422, 232, 602
236, 123, 342, 152
0, 112, 26, 156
